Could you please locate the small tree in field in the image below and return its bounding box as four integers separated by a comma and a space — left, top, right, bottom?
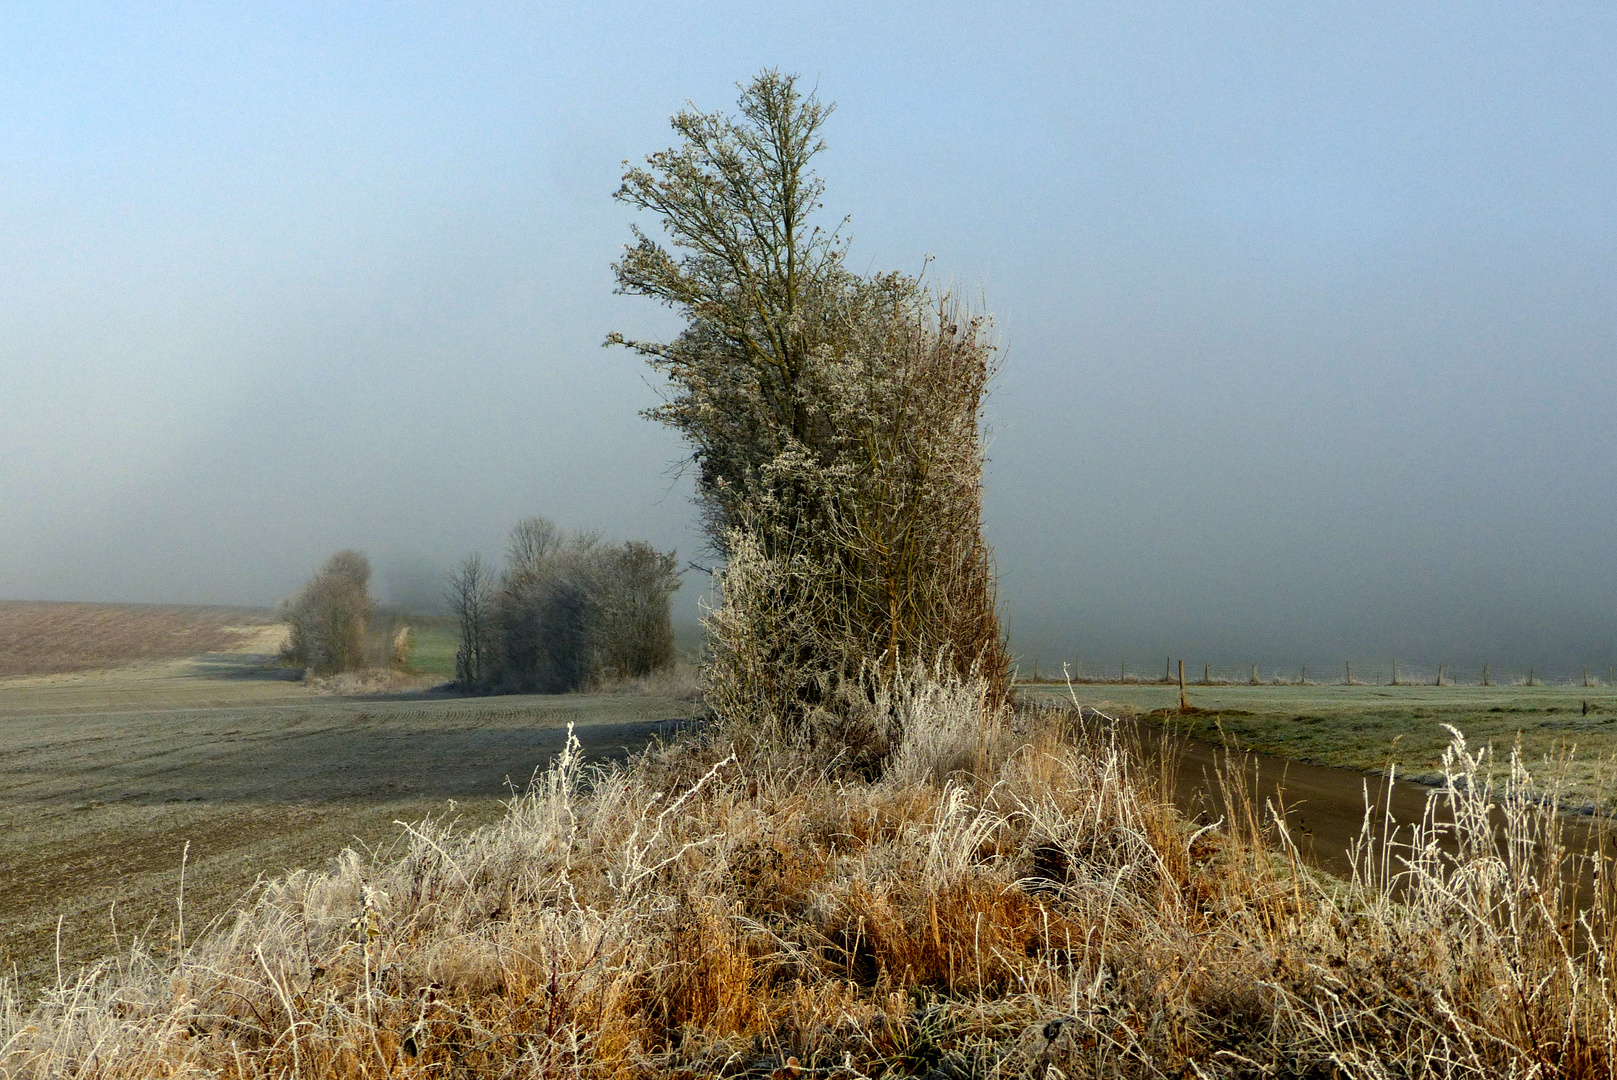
610, 70, 1008, 754
590, 540, 680, 679
445, 553, 493, 687
280, 550, 375, 676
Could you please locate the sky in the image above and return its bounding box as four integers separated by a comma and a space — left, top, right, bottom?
3, 3, 1614, 676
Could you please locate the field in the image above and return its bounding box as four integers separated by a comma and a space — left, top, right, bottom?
1023, 679, 1617, 810
0, 632, 697, 996
8, 680, 1616, 1077
11, 614, 1617, 1075
0, 602, 277, 678
402, 616, 459, 678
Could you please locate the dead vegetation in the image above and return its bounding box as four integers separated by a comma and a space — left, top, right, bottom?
0, 602, 274, 679
6, 681, 1616, 1078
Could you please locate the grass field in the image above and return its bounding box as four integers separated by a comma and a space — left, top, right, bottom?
0, 636, 697, 997
402, 616, 459, 678
0, 602, 276, 679
1022, 679, 1617, 810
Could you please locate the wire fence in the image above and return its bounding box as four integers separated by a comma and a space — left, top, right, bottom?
1023, 657, 1617, 688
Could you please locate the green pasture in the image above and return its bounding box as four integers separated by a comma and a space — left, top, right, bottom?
1019, 681, 1617, 810
403, 618, 459, 678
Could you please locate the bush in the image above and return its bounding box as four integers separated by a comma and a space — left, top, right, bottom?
590, 541, 680, 680
467, 518, 680, 694
278, 550, 375, 677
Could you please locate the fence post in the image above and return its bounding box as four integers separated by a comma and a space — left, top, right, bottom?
1436, 664, 1443, 687
1392, 660, 1399, 686
1346, 660, 1352, 685
1120, 659, 1125, 684
1301, 665, 1307, 685
1179, 660, 1187, 712
1483, 663, 1490, 687
1528, 667, 1536, 687
1250, 664, 1259, 686
1203, 663, 1211, 685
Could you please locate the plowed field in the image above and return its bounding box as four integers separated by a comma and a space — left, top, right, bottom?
0, 602, 275, 678
0, 637, 695, 999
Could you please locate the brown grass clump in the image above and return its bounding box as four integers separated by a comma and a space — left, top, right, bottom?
6, 690, 1617, 1077
0, 602, 274, 678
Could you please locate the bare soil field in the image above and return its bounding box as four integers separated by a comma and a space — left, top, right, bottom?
0, 602, 277, 679
0, 641, 697, 998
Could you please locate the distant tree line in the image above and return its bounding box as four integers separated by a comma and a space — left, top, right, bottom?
446, 516, 680, 694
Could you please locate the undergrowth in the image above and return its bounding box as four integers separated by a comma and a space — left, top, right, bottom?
4, 693, 1616, 1077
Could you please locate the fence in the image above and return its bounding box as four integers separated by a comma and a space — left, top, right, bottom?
1024, 656, 1617, 688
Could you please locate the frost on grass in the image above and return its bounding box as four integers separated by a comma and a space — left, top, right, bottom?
6, 704, 1617, 1078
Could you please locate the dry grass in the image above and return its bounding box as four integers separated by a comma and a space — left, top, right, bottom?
5, 687, 1617, 1077
300, 669, 448, 695
0, 603, 275, 679
585, 662, 704, 702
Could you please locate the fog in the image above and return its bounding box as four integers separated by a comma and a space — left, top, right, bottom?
3, 5, 1613, 677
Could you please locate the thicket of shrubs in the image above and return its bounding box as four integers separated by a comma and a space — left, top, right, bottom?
277, 550, 375, 676
446, 517, 680, 694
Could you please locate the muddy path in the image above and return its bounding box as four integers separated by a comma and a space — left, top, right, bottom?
1130, 722, 1433, 879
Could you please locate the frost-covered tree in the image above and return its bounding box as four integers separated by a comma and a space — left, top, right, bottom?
610, 70, 1008, 751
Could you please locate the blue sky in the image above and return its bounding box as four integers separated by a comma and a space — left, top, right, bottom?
3, 3, 1614, 672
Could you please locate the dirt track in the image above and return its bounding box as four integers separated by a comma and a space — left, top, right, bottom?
0, 643, 695, 997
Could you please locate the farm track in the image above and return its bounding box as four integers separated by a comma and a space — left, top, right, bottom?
0, 645, 696, 998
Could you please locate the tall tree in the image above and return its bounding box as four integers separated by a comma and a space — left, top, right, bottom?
445, 553, 493, 687
609, 69, 852, 546
611, 71, 1009, 750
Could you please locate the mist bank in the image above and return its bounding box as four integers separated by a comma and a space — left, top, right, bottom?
1006, 598, 1616, 685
